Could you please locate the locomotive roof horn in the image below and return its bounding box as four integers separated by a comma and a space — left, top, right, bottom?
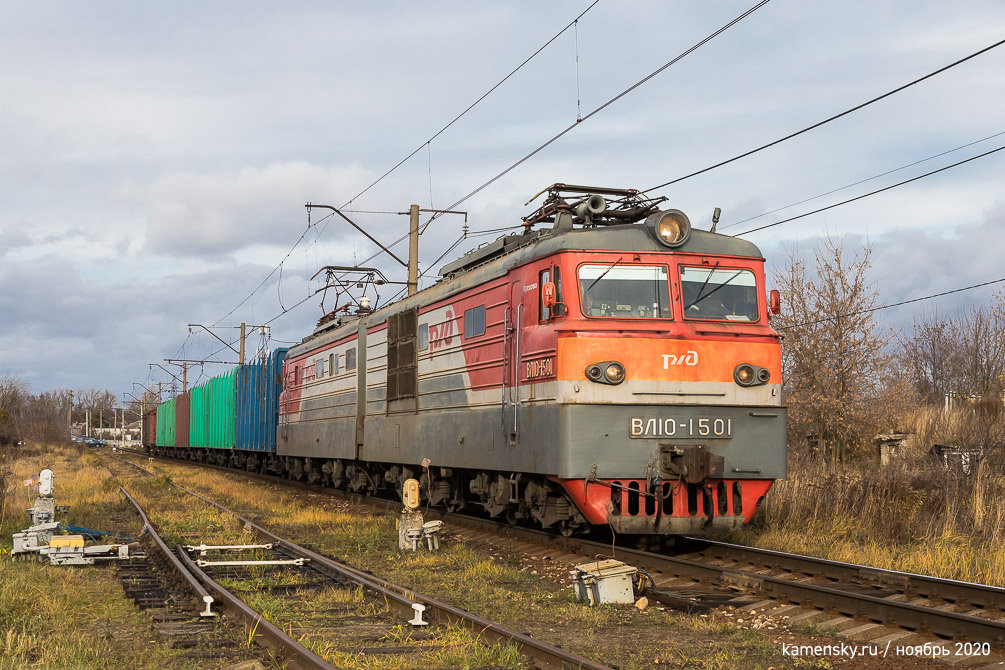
573, 194, 607, 224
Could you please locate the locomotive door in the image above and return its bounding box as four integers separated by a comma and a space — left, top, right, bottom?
502, 280, 524, 444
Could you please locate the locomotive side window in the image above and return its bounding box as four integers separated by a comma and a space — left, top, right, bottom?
539, 266, 565, 321
463, 305, 485, 338
329, 353, 337, 375
315, 359, 324, 379
539, 269, 551, 321
680, 266, 759, 321
418, 323, 429, 351
553, 266, 563, 316
346, 347, 357, 370
578, 264, 671, 318
295, 366, 302, 385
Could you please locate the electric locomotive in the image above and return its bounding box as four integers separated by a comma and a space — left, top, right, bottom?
274, 184, 785, 535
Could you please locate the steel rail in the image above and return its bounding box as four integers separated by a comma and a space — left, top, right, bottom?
613, 549, 1005, 644
127, 448, 1005, 646
117, 485, 215, 617
682, 536, 1005, 611
324, 483, 1005, 644
175, 547, 335, 670
175, 483, 611, 670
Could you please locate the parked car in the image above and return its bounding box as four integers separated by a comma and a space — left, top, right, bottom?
83, 437, 106, 447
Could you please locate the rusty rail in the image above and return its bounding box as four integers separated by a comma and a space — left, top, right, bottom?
178, 483, 611, 670
118, 484, 333, 669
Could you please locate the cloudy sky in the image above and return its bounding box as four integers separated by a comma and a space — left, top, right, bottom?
1, 1, 1003, 399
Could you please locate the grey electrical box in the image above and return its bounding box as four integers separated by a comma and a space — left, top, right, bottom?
570, 559, 637, 606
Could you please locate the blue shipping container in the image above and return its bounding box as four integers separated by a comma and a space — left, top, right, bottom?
236, 347, 288, 452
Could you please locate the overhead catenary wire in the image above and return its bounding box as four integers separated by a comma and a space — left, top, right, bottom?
350, 0, 772, 276
643, 37, 1005, 193
736, 143, 1005, 236
333, 0, 602, 213
206, 2, 602, 336
415, 0, 772, 240
779, 276, 1005, 332
720, 129, 1005, 231
211, 211, 334, 328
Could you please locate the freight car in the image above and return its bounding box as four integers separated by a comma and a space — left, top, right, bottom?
146, 184, 785, 536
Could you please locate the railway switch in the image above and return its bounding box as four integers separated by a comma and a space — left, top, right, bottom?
11, 468, 132, 566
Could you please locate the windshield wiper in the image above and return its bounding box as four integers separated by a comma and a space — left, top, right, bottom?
689, 269, 744, 309
685, 261, 719, 310
586, 256, 623, 292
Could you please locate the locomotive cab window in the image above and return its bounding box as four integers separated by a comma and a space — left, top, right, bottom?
680, 266, 759, 321
578, 264, 671, 319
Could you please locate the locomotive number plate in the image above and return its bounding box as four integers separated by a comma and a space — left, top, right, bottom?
630, 416, 732, 439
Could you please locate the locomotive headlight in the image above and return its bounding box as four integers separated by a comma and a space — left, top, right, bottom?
734, 364, 754, 386
605, 362, 625, 384
586, 361, 626, 385
734, 363, 769, 387
644, 209, 691, 248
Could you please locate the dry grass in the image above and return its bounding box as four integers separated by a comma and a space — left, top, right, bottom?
0, 443, 214, 669
736, 405, 1005, 586
125, 454, 805, 669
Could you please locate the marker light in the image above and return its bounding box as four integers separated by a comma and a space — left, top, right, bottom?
586, 361, 626, 385
734, 363, 770, 387
644, 209, 691, 248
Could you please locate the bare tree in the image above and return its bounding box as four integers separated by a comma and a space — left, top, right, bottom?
18, 389, 70, 445
775, 237, 893, 463
902, 290, 1005, 403
901, 308, 959, 404
952, 292, 1005, 400
0, 374, 29, 445
73, 387, 118, 429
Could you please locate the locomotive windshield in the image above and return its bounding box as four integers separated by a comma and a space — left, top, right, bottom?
579, 264, 671, 318
680, 266, 759, 321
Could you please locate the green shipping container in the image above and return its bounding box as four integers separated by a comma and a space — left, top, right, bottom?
155, 397, 177, 447
189, 367, 237, 449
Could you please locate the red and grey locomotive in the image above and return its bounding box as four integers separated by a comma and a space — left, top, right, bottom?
272, 184, 785, 535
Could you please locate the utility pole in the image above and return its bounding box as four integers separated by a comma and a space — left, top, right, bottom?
400, 206, 467, 297
185, 324, 260, 366
408, 205, 419, 296
67, 389, 72, 437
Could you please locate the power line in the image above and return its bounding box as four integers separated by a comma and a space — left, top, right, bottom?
351, 2, 770, 278
207, 3, 602, 337
644, 37, 1005, 193
211, 211, 333, 328
779, 276, 1005, 332
418, 0, 772, 238
736, 143, 1005, 236
336, 1, 602, 212
721, 129, 1005, 231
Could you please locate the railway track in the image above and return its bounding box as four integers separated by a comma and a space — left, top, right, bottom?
108, 452, 613, 669
115, 447, 1005, 665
